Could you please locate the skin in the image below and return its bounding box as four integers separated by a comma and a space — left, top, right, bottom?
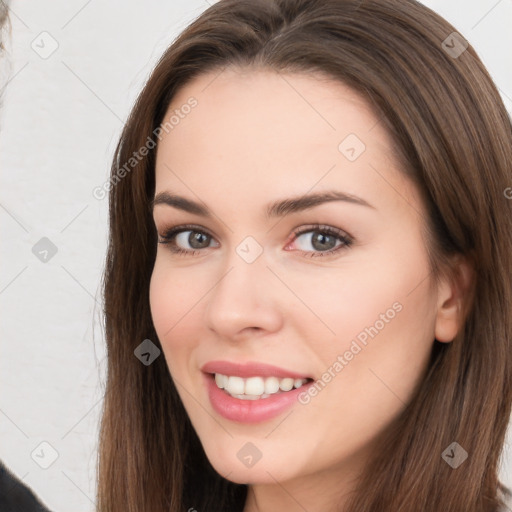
149, 67, 466, 512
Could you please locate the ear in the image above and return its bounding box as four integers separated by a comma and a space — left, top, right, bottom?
434, 256, 474, 343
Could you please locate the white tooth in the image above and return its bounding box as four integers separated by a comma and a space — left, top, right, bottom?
264, 376, 280, 394
279, 377, 294, 391
215, 373, 225, 389
226, 376, 245, 395
245, 377, 265, 395
232, 394, 261, 400
219, 374, 305, 397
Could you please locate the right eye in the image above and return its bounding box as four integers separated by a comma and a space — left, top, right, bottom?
158, 225, 219, 256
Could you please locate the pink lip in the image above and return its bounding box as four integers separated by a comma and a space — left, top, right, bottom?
201, 360, 311, 379
203, 372, 313, 424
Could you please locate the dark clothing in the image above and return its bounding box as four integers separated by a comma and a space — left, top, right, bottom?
0, 460, 52, 512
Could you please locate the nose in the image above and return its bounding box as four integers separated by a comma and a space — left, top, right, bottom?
203, 247, 283, 341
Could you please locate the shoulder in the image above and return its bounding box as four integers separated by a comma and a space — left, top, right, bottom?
0, 460, 52, 512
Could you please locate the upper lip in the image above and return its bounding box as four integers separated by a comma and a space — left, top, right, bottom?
201, 360, 312, 379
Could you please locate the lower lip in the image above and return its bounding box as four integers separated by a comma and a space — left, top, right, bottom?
204, 373, 312, 424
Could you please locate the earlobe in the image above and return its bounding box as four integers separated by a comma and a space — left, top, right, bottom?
434, 257, 474, 343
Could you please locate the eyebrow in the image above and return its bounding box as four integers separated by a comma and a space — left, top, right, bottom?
150, 190, 375, 218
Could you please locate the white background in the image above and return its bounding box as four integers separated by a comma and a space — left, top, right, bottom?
1, 1, 511, 510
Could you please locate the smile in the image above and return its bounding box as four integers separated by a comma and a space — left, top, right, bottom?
214, 373, 311, 400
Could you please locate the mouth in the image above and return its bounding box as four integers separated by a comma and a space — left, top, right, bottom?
200, 360, 315, 423
211, 372, 313, 400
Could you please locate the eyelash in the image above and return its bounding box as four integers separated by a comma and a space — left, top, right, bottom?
157, 223, 353, 258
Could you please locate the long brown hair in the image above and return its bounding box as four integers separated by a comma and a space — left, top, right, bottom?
96, 1, 512, 510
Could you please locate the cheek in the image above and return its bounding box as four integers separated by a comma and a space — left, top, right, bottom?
304, 240, 436, 438
283, 250, 423, 353
335, 230, 436, 345
149, 259, 204, 374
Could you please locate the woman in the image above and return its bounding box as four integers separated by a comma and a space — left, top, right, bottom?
96, 0, 512, 510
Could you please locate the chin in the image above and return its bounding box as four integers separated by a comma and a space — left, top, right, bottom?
202, 443, 300, 485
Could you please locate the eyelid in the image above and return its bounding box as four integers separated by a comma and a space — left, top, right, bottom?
157, 223, 215, 240
156, 223, 353, 241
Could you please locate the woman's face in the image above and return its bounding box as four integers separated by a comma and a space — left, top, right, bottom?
149, 68, 451, 494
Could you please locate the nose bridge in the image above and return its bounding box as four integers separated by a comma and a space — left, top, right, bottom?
204, 236, 282, 337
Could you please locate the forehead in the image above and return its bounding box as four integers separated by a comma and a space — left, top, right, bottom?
154, 67, 418, 216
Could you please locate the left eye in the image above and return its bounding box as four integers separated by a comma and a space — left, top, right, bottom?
288, 226, 352, 256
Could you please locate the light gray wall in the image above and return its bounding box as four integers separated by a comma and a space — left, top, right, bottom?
1, 1, 510, 510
